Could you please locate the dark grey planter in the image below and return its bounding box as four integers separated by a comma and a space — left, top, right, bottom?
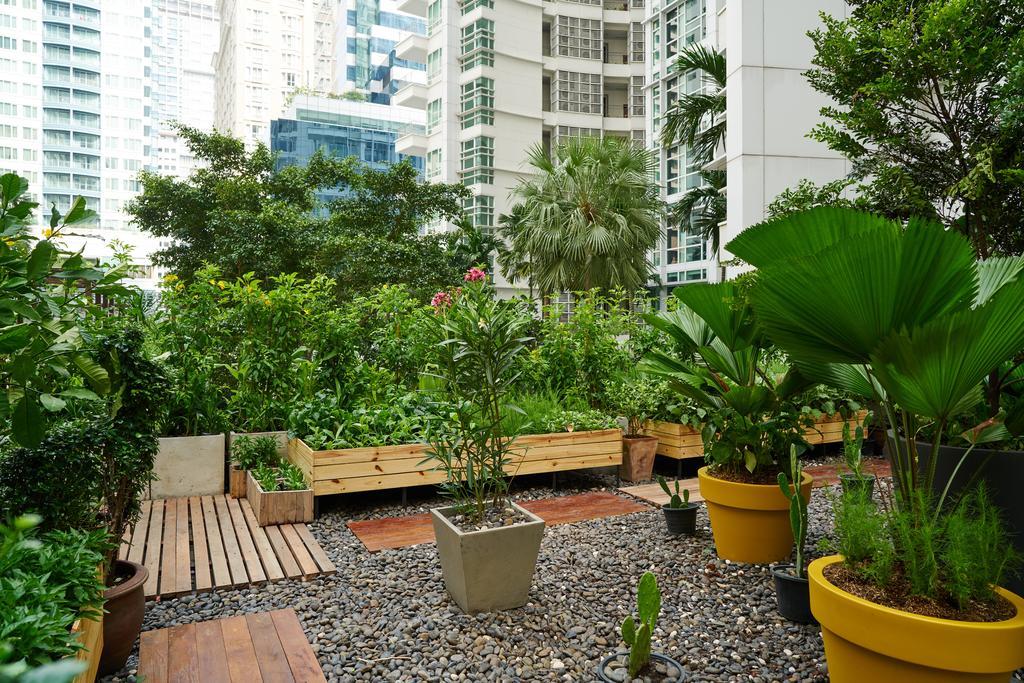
839, 472, 876, 498
662, 503, 698, 535
596, 651, 685, 682
914, 440, 1024, 597
771, 563, 816, 624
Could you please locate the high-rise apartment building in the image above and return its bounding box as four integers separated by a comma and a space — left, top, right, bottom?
150, 0, 219, 178
392, 0, 648, 255
214, 0, 339, 146
336, 0, 426, 104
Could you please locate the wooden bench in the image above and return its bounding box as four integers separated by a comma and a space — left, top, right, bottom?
286, 429, 624, 499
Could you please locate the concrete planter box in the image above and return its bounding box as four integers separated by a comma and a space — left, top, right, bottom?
430, 502, 545, 613
246, 470, 314, 527
149, 434, 225, 499
227, 431, 288, 498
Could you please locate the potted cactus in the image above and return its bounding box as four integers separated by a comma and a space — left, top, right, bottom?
771, 448, 816, 624
839, 416, 875, 498
597, 572, 684, 682
657, 476, 698, 535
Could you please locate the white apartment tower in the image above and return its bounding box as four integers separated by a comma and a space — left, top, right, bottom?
214, 0, 339, 146
150, 0, 219, 178
646, 0, 850, 291
392, 0, 647, 245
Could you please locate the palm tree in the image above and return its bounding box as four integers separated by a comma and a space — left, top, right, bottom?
670, 169, 726, 257
660, 44, 726, 162
504, 136, 663, 297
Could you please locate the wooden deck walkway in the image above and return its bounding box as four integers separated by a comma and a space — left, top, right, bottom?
138, 609, 326, 683
347, 490, 647, 552
118, 495, 336, 600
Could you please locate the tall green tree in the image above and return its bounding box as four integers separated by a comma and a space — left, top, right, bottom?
660, 45, 727, 163
505, 136, 663, 297
803, 0, 1024, 257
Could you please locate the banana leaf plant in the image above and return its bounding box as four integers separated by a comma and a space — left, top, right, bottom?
726, 207, 1024, 518
640, 281, 812, 476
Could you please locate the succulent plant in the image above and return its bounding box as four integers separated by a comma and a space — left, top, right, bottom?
656, 475, 690, 509
777, 446, 808, 578
621, 571, 661, 678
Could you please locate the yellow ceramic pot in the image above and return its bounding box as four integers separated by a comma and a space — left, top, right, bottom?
809, 555, 1024, 682
697, 466, 812, 563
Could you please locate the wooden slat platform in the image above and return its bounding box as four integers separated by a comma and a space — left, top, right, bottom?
138, 609, 326, 683
618, 458, 892, 506
347, 491, 647, 552
119, 495, 335, 600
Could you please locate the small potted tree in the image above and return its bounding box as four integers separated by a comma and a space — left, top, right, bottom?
839, 416, 875, 497
771, 447, 815, 624
656, 475, 698, 535
606, 375, 661, 482
423, 269, 545, 614
597, 572, 684, 682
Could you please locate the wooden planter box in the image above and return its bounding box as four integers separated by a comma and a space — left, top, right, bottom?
70, 608, 103, 683
245, 471, 314, 526
286, 428, 623, 497
645, 410, 869, 458
227, 431, 288, 498
643, 421, 703, 460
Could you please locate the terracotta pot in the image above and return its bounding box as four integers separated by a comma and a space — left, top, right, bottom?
619, 435, 657, 482
809, 555, 1024, 682
98, 560, 149, 676
698, 466, 812, 563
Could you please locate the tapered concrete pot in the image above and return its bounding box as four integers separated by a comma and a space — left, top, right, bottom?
430, 502, 545, 613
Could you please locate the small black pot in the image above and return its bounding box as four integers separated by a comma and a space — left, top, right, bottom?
839, 473, 876, 498
662, 503, 698, 535
596, 651, 686, 682
772, 563, 816, 624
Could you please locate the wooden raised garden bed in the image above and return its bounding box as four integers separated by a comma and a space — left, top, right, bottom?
645, 411, 870, 459
227, 430, 288, 498
286, 428, 624, 498
246, 471, 314, 526
70, 609, 103, 683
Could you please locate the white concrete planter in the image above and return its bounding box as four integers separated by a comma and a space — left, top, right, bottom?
430, 502, 545, 614
149, 434, 226, 499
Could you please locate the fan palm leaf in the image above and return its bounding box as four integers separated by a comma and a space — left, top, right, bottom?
660, 45, 726, 164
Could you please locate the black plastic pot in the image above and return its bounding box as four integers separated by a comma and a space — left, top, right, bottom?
772, 564, 816, 624
597, 651, 686, 682
662, 504, 698, 535
839, 473, 876, 498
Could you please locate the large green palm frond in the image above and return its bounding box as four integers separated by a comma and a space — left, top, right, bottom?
660, 45, 727, 162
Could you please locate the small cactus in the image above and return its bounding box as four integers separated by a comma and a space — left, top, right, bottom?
777, 445, 808, 578
621, 572, 661, 678
842, 416, 868, 480
656, 475, 690, 509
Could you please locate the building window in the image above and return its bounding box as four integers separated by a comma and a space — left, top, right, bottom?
552, 15, 601, 60
631, 75, 645, 117
427, 48, 442, 85
460, 0, 492, 12
460, 77, 493, 128
551, 71, 601, 114
463, 194, 494, 232
427, 0, 441, 36
460, 18, 493, 71
426, 148, 442, 181
427, 98, 442, 134
630, 22, 645, 64
460, 136, 493, 186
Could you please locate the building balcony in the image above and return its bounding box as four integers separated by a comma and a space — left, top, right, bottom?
395, 34, 428, 63
396, 0, 427, 17
393, 83, 428, 110
395, 132, 427, 156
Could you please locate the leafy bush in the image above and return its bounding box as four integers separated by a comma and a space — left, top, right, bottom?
289, 390, 449, 450
230, 436, 280, 470
0, 419, 105, 532
279, 462, 308, 491
604, 374, 662, 435
541, 409, 617, 434
0, 516, 106, 667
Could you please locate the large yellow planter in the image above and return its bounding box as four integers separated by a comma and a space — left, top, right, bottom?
809, 555, 1024, 682
697, 466, 812, 563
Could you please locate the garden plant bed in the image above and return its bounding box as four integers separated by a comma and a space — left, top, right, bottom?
286, 429, 623, 498
109, 483, 849, 682
246, 471, 314, 526
71, 609, 104, 683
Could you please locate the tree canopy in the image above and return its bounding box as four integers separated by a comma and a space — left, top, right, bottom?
802, 0, 1024, 256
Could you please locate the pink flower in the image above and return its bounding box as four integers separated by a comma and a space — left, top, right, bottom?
464, 267, 487, 282
431, 290, 452, 311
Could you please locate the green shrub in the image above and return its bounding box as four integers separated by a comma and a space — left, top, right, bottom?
289, 390, 450, 449
231, 436, 280, 470
542, 409, 617, 434
252, 463, 279, 492
279, 462, 308, 491
0, 516, 106, 667
604, 374, 662, 435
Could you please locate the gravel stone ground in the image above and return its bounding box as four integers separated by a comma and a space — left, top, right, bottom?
103, 468, 844, 682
